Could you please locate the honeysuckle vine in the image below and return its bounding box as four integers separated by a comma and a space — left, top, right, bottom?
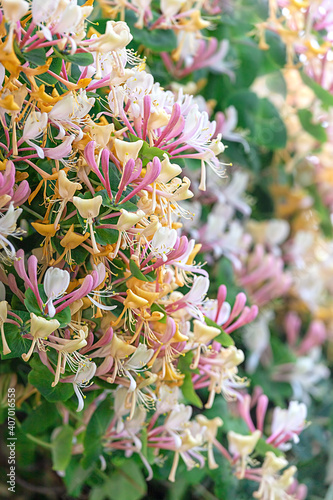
3, 0, 333, 499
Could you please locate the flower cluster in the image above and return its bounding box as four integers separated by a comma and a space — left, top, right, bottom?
2, 0, 330, 498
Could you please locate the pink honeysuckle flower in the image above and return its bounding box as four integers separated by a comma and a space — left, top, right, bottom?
267, 401, 308, 450
161, 38, 234, 80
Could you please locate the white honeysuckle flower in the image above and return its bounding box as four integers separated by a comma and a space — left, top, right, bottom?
177, 30, 201, 64
183, 106, 216, 149
89, 21, 133, 54
228, 430, 261, 479
218, 170, 251, 216
165, 404, 193, 448
31, 0, 59, 24
22, 111, 48, 158
253, 452, 297, 500
116, 209, 146, 232
0, 63, 5, 90
73, 360, 97, 412
123, 70, 154, 118
264, 219, 290, 247
43, 267, 71, 317
122, 344, 154, 391
0, 203, 24, 260
156, 385, 180, 414
160, 0, 184, 19
150, 226, 178, 261
49, 91, 95, 139
22, 313, 60, 362
2, 0, 29, 23
86, 262, 117, 312
183, 276, 210, 321
202, 299, 231, 326
114, 386, 130, 432
271, 401, 307, 450
114, 138, 143, 165
53, 2, 83, 36
123, 343, 154, 372
292, 348, 330, 402
243, 310, 273, 373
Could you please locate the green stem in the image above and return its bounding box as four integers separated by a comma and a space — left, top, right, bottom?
26, 433, 53, 449
21, 205, 44, 220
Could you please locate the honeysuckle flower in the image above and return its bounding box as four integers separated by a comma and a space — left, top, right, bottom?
2, 0, 29, 52
156, 385, 180, 414
22, 313, 60, 362
122, 343, 154, 391
227, 430, 261, 479
269, 401, 308, 450
48, 91, 95, 139
165, 404, 193, 448
21, 111, 48, 158
243, 311, 273, 373
111, 208, 146, 258
2, 0, 29, 23
253, 452, 298, 500
43, 267, 70, 317
73, 359, 97, 412
31, 0, 60, 32
196, 414, 223, 469
114, 138, 144, 165
194, 344, 247, 408
73, 195, 103, 254
53, 169, 82, 228
43, 135, 76, 164
0, 203, 24, 260
188, 319, 221, 369
89, 21, 133, 54
46, 330, 88, 387
150, 226, 178, 262
168, 276, 209, 321
273, 347, 330, 404
160, 0, 184, 19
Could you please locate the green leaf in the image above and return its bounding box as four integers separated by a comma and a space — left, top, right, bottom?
95, 226, 119, 245
301, 71, 333, 110
129, 259, 155, 282
53, 306, 71, 328
23, 48, 46, 66
21, 400, 60, 435
271, 336, 297, 365
53, 47, 94, 67
298, 109, 327, 143
266, 71, 287, 98
150, 303, 167, 323
36, 57, 62, 86
128, 134, 166, 166
178, 353, 203, 409
63, 458, 94, 497
255, 437, 284, 457
125, 11, 177, 52
65, 52, 94, 66
81, 397, 113, 469
51, 425, 74, 471
204, 317, 234, 347
106, 460, 147, 500
227, 92, 286, 150
24, 287, 43, 315
0, 323, 31, 360
28, 358, 74, 402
